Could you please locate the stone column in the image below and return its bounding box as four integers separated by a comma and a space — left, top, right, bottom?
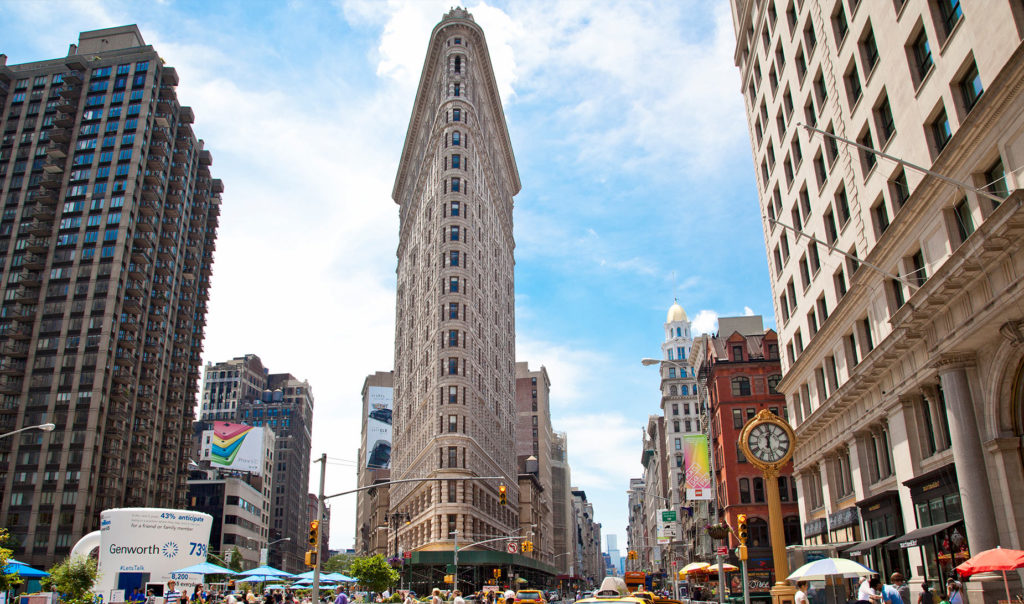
933, 356, 998, 552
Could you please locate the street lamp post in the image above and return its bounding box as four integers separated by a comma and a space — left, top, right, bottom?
260, 537, 291, 567
385, 513, 411, 589
0, 423, 55, 439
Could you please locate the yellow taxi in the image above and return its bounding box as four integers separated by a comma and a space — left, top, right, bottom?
515, 590, 546, 604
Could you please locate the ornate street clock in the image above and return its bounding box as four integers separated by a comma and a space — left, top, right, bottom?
738, 408, 799, 604
739, 409, 795, 469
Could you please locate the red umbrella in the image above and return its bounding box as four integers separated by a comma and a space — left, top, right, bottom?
955, 546, 1024, 603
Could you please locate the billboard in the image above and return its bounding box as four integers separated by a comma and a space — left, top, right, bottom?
366, 386, 393, 469
683, 434, 713, 500
202, 422, 266, 474
95, 508, 212, 596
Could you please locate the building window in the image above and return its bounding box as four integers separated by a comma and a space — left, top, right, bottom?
911, 249, 928, 287
448, 276, 459, 293
732, 377, 751, 396
891, 168, 911, 208
448, 415, 458, 433
732, 345, 744, 361
932, 108, 952, 153
960, 61, 983, 111
674, 438, 681, 451
733, 409, 743, 429
953, 197, 974, 243
753, 477, 766, 502
939, 0, 963, 36
912, 29, 934, 82
447, 357, 458, 375
452, 108, 461, 122
985, 159, 1009, 201
768, 374, 782, 394
873, 197, 890, 236
452, 131, 461, 146
739, 478, 751, 503
749, 517, 770, 547
451, 177, 460, 192
784, 516, 802, 545
448, 302, 459, 319
676, 454, 683, 468
448, 330, 459, 347
876, 94, 896, 142
450, 201, 460, 216
448, 447, 458, 468
449, 385, 458, 404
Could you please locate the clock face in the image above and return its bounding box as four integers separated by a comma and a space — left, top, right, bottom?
746, 422, 791, 463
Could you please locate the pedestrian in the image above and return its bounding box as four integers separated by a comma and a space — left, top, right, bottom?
166, 581, 183, 604
945, 580, 962, 604
431, 589, 443, 604
146, 590, 158, 604
403, 592, 414, 604
890, 573, 910, 604
794, 582, 808, 604
881, 577, 902, 604
335, 587, 349, 604
503, 587, 514, 604
918, 582, 934, 604
192, 586, 206, 604
857, 577, 881, 604
453, 592, 464, 604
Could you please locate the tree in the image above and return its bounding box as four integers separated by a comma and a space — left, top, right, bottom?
322, 553, 356, 575
228, 547, 244, 572
348, 554, 399, 593
0, 528, 22, 593
42, 555, 98, 604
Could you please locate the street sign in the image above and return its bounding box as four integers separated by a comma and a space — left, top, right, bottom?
507, 541, 519, 554
671, 561, 677, 567
661, 510, 678, 522
403, 552, 412, 559
716, 546, 728, 556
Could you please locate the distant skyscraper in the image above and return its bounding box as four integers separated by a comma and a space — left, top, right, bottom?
202, 355, 314, 573
388, 5, 521, 580
606, 534, 620, 576
0, 25, 220, 566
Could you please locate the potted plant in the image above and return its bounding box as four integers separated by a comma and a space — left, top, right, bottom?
705, 523, 730, 540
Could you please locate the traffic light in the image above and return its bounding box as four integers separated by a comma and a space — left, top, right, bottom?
444, 575, 454, 584
522, 540, 533, 553
493, 569, 502, 579
308, 520, 320, 548
304, 550, 318, 567
498, 484, 507, 505
737, 514, 748, 545
627, 550, 638, 560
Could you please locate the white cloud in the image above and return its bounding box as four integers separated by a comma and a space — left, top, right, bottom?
515, 336, 611, 410
744, 306, 755, 316
691, 310, 719, 335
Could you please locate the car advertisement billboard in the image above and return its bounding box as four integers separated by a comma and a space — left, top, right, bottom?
366, 386, 393, 469
683, 434, 713, 500
201, 422, 266, 474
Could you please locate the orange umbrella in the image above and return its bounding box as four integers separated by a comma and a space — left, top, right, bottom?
955, 546, 1024, 603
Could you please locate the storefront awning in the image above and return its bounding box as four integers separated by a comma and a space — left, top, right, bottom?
841, 535, 894, 556
886, 520, 961, 550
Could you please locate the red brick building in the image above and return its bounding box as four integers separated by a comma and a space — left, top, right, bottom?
697, 316, 800, 588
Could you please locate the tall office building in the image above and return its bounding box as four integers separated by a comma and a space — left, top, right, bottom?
201, 355, 315, 572
514, 362, 553, 563
0, 25, 220, 565
732, 0, 1024, 597
354, 370, 393, 557
389, 5, 520, 574
550, 431, 574, 577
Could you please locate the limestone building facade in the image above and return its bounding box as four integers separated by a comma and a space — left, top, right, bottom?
389, 3, 520, 564
731, 0, 1024, 597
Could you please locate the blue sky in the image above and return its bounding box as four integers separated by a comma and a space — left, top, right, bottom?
1, 0, 775, 553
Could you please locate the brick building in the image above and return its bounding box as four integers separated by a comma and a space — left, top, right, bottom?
697, 316, 799, 589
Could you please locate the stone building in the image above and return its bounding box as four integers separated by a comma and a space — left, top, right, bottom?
731, 0, 1024, 598
354, 371, 394, 557
0, 25, 220, 566
387, 7, 541, 591
515, 362, 553, 565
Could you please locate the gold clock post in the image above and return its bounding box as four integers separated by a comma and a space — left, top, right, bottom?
738, 409, 797, 604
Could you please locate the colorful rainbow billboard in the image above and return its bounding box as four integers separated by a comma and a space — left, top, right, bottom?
683, 434, 713, 500
201, 421, 267, 474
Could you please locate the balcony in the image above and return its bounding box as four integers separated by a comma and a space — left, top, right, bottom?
140, 184, 163, 201
114, 347, 137, 367
56, 100, 77, 114
62, 69, 83, 85
17, 269, 42, 287
179, 106, 195, 123
29, 203, 54, 222
58, 85, 81, 99
13, 286, 39, 303
40, 174, 62, 189
29, 189, 57, 205
26, 220, 51, 237
133, 232, 155, 249
45, 145, 67, 161
0, 376, 24, 395
122, 297, 143, 315
0, 360, 26, 375
0, 342, 30, 357
138, 198, 160, 217
54, 112, 75, 128
149, 141, 170, 157
49, 128, 71, 144
26, 237, 49, 253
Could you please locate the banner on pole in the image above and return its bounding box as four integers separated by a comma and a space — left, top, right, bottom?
683, 435, 713, 500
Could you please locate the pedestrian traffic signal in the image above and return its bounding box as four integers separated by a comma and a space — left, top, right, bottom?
304, 550, 318, 567
308, 520, 320, 548
444, 575, 454, 584
493, 569, 502, 578
498, 484, 507, 505
737, 514, 748, 545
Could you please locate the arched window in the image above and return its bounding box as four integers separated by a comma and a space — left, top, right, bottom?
676, 327, 681, 337
670, 385, 677, 396
768, 374, 782, 393
454, 55, 462, 73
681, 385, 689, 396
452, 131, 461, 146
784, 516, 802, 545
753, 477, 765, 502
732, 376, 752, 396
749, 517, 770, 547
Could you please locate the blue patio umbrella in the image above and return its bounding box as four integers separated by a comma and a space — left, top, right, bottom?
171, 562, 239, 576
3, 560, 49, 578
238, 565, 293, 578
